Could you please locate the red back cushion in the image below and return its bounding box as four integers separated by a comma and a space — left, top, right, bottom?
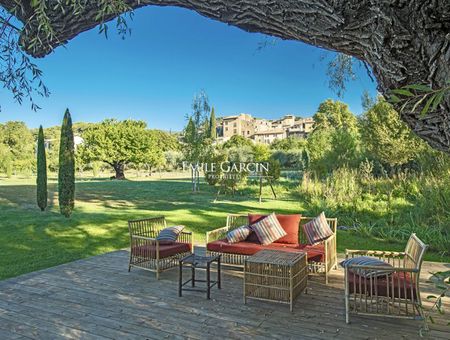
248, 213, 301, 244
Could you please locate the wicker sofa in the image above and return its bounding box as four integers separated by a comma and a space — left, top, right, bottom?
206, 213, 337, 283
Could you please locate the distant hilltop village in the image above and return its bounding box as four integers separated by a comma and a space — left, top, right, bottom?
216, 113, 314, 144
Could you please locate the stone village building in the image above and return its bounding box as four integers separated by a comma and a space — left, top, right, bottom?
218, 113, 314, 144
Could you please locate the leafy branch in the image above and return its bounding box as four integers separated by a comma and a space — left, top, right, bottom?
0, 9, 50, 111
0, 0, 134, 111
388, 82, 450, 117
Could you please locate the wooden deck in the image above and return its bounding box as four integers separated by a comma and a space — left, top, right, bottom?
0, 249, 448, 339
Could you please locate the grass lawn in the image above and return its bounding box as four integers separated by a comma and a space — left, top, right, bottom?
0, 175, 448, 281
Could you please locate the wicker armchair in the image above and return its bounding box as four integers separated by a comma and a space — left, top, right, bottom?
206, 214, 338, 283
344, 233, 427, 323
128, 216, 193, 279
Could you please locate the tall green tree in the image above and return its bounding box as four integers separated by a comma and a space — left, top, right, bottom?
209, 107, 217, 140
183, 91, 212, 192
36, 126, 47, 211
58, 109, 75, 218
307, 128, 333, 175
360, 99, 424, 167
80, 119, 162, 179
313, 99, 357, 133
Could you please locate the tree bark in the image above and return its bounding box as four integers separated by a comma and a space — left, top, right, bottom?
2, 0, 450, 152
112, 162, 126, 180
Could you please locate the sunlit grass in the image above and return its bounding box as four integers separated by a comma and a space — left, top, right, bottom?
0, 175, 448, 281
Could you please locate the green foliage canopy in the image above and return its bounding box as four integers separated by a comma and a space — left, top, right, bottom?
361, 100, 425, 167
252, 143, 271, 162
313, 99, 358, 132
80, 119, 163, 179
222, 135, 254, 149
270, 136, 307, 151
0, 121, 34, 173
307, 99, 361, 175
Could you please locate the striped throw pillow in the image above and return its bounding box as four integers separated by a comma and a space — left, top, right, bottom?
340, 256, 393, 278
302, 212, 333, 245
226, 225, 251, 244
250, 213, 287, 245
156, 225, 184, 242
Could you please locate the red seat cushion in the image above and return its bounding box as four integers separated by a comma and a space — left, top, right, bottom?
248, 214, 301, 244
297, 244, 325, 263
265, 243, 324, 263
132, 242, 191, 259
348, 271, 417, 299
207, 239, 324, 262
207, 239, 265, 256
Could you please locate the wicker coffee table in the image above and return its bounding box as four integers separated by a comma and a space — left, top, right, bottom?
244, 250, 307, 311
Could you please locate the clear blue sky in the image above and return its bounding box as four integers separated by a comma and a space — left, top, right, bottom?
0, 6, 377, 131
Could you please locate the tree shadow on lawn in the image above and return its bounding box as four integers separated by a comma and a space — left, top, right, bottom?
0, 179, 425, 234
0, 206, 135, 280
0, 183, 58, 209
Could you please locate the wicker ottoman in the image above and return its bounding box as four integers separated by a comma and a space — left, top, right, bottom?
244, 250, 307, 311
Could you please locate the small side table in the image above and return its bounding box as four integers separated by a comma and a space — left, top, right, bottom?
179, 254, 221, 299
244, 250, 307, 311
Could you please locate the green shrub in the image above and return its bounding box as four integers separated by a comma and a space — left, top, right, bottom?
265, 159, 281, 181
271, 150, 303, 169
299, 167, 450, 254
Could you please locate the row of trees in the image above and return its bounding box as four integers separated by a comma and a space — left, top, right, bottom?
34, 110, 183, 216
302, 97, 447, 178
0, 120, 181, 180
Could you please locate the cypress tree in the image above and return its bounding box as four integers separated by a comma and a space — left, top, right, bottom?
36, 125, 47, 211
209, 107, 217, 140
58, 109, 75, 217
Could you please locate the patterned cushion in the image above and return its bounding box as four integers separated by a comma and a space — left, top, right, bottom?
249, 213, 287, 245
340, 256, 393, 278
248, 214, 301, 244
302, 212, 333, 245
156, 225, 184, 242
226, 225, 251, 244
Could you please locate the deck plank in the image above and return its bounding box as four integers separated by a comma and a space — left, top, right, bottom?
0, 249, 448, 340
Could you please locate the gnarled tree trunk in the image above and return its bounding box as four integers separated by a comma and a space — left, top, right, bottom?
2, 0, 449, 152
112, 162, 126, 180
